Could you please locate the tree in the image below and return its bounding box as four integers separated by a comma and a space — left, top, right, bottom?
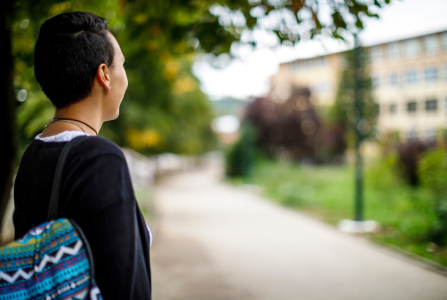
0, 0, 16, 243
331, 47, 378, 146
331, 42, 379, 222
207, 0, 390, 48
244, 88, 322, 162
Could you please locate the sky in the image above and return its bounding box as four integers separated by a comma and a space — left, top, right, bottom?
193, 0, 447, 100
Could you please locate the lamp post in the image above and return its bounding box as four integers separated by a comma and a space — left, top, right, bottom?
338, 34, 378, 233
353, 35, 364, 222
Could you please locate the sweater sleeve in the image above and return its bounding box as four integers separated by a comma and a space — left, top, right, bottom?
62, 153, 151, 300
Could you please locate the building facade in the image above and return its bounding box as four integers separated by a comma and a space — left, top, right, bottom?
270, 30, 447, 141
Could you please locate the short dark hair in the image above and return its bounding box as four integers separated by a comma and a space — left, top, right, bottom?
34, 11, 115, 108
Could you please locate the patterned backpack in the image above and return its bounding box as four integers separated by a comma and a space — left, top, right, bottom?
0, 136, 103, 300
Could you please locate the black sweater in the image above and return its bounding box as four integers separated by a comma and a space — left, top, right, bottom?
13, 136, 151, 300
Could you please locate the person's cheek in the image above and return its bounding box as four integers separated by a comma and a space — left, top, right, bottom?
123, 70, 128, 91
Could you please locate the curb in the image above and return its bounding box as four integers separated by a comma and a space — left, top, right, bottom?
370, 237, 447, 278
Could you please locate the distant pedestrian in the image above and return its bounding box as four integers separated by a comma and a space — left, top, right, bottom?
13, 11, 151, 300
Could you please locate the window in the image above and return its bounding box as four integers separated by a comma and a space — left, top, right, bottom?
406, 70, 418, 84
405, 39, 418, 59
314, 82, 330, 94
372, 74, 380, 87
371, 46, 383, 63
426, 99, 438, 111
407, 101, 417, 112
389, 72, 399, 86
387, 42, 400, 61
290, 61, 299, 71
407, 129, 418, 139
316, 56, 326, 66
425, 66, 438, 82
389, 103, 397, 114
423, 35, 438, 56
426, 128, 437, 140
442, 32, 447, 51
381, 74, 389, 86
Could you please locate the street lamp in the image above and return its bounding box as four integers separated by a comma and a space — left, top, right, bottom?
338, 34, 379, 233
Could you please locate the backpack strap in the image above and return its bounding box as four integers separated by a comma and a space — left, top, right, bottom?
47, 136, 89, 220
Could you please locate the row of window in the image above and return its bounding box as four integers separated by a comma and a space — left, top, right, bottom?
311, 81, 332, 94
385, 128, 441, 140
372, 65, 445, 87
369, 32, 447, 63
381, 99, 443, 115
288, 56, 327, 71
286, 32, 447, 72
406, 128, 438, 140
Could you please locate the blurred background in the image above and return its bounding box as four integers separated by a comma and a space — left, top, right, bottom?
2, 0, 447, 299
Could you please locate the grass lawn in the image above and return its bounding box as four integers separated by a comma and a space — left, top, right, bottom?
134, 186, 155, 223
236, 160, 447, 267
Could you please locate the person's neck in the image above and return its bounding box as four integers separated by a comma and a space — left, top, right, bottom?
48, 97, 103, 137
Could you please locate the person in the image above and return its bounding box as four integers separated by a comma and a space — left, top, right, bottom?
13, 11, 151, 299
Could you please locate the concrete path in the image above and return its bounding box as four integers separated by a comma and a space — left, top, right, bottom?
150, 164, 447, 300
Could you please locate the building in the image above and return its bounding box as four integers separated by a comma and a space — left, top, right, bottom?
270, 30, 447, 141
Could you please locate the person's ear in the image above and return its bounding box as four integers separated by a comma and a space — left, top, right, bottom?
96, 63, 111, 91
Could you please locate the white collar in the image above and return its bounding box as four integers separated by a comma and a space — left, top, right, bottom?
35, 131, 90, 143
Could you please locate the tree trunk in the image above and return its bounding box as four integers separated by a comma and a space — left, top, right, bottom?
0, 0, 17, 244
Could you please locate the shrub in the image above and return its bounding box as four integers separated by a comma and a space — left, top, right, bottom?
395, 140, 436, 186
366, 152, 401, 190
419, 148, 447, 245
226, 124, 257, 178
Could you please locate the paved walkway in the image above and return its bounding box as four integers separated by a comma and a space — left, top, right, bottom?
149, 164, 447, 300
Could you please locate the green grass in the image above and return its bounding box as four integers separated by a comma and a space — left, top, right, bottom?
237, 160, 447, 267
134, 186, 154, 222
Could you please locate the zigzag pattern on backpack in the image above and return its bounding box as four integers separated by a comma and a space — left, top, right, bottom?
0, 219, 103, 300
0, 239, 83, 284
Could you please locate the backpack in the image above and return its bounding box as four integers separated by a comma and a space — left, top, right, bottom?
0, 136, 103, 300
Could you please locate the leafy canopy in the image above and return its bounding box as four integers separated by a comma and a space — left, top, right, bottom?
13, 0, 391, 155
